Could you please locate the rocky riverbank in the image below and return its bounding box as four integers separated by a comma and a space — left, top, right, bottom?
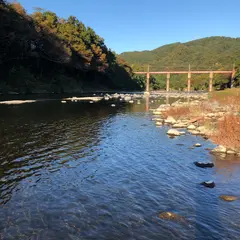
150, 93, 240, 156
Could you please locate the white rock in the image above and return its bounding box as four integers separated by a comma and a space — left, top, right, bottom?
226, 150, 236, 155
165, 116, 177, 124
172, 123, 188, 128
129, 100, 134, 104
212, 145, 227, 153
156, 122, 163, 126
187, 124, 196, 130
167, 129, 181, 136
194, 143, 202, 147
61, 101, 66, 103
111, 104, 116, 107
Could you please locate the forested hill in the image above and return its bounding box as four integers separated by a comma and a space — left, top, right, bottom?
120, 37, 240, 71
0, 1, 139, 94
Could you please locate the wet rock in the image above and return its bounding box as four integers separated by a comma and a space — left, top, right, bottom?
179, 131, 186, 135
194, 143, 202, 147
219, 195, 238, 202
187, 124, 196, 130
111, 104, 116, 107
159, 212, 185, 222
167, 129, 181, 136
152, 118, 163, 121
129, 100, 134, 104
211, 145, 227, 153
201, 181, 215, 188
194, 162, 214, 168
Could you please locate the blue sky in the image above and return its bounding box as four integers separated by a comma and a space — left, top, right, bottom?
17, 0, 240, 53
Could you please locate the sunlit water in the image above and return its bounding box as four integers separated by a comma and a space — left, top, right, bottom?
0, 98, 240, 240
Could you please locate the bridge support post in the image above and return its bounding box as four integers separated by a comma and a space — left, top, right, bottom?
209, 72, 213, 92
187, 72, 191, 92
146, 72, 150, 93
166, 72, 170, 92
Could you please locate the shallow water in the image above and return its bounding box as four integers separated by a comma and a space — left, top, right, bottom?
0, 98, 240, 240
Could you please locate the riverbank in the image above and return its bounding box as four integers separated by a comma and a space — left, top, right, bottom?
151, 88, 240, 156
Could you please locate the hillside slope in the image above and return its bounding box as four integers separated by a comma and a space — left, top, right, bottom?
120, 37, 240, 71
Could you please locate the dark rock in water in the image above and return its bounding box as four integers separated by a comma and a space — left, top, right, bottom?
194, 162, 214, 168
201, 181, 215, 188
159, 212, 185, 222
219, 195, 238, 202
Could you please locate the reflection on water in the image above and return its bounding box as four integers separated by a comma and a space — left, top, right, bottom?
0, 98, 240, 240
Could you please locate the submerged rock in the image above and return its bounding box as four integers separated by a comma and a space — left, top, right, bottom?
167, 129, 181, 136
219, 195, 238, 202
194, 162, 214, 168
159, 212, 185, 222
201, 181, 215, 188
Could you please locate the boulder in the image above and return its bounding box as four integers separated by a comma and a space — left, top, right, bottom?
201, 181, 215, 188
189, 130, 201, 135
194, 162, 214, 168
219, 195, 238, 202
159, 212, 185, 222
187, 124, 196, 130
167, 129, 181, 136
211, 145, 227, 153
226, 150, 236, 155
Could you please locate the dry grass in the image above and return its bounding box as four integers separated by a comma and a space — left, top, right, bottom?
162, 106, 191, 119
211, 115, 240, 151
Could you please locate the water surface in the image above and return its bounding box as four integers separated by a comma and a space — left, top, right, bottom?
0, 98, 240, 240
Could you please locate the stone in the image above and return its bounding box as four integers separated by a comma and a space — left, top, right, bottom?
165, 116, 177, 124
211, 145, 227, 153
179, 131, 186, 135
172, 123, 188, 128
159, 212, 185, 222
201, 181, 215, 188
219, 195, 238, 202
187, 124, 196, 130
129, 100, 134, 104
111, 104, 116, 107
167, 129, 181, 136
194, 143, 202, 147
189, 130, 201, 135
194, 162, 214, 168
156, 122, 163, 126
226, 150, 236, 155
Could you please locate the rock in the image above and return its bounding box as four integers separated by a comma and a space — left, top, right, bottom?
194, 162, 214, 168
152, 118, 163, 121
124, 96, 132, 101
179, 131, 186, 135
167, 129, 181, 136
61, 100, 66, 103
189, 130, 201, 135
226, 150, 236, 155
156, 122, 162, 126
104, 97, 110, 101
89, 101, 94, 104
211, 145, 227, 153
187, 124, 196, 130
219, 195, 238, 202
111, 104, 116, 107
194, 143, 202, 147
172, 123, 188, 128
165, 116, 177, 124
201, 181, 215, 188
129, 100, 134, 104
159, 212, 185, 222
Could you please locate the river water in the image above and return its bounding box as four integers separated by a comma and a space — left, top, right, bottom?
0, 98, 239, 240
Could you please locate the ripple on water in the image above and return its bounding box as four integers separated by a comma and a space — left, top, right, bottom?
0, 100, 240, 239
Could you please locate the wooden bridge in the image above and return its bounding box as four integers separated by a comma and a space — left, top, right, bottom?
134, 66, 235, 92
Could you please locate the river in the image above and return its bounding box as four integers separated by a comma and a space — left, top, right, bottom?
0, 97, 239, 240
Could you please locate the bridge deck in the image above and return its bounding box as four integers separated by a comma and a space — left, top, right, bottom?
135, 71, 232, 74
